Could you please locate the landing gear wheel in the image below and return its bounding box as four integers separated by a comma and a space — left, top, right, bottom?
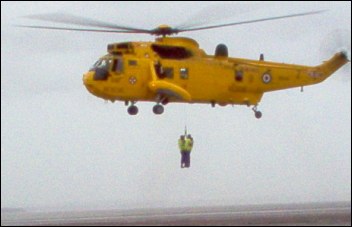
127, 105, 138, 115
252, 105, 262, 119
255, 111, 262, 119
153, 104, 164, 115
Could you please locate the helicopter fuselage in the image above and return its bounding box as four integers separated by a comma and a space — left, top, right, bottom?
83, 37, 348, 116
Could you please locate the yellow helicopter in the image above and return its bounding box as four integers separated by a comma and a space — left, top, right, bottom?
19, 11, 349, 118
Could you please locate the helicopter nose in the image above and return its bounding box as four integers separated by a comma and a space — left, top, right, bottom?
83, 71, 95, 92
83, 71, 93, 84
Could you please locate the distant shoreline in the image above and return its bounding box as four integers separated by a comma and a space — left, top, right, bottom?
2, 201, 350, 213
2, 201, 351, 226
1, 208, 26, 213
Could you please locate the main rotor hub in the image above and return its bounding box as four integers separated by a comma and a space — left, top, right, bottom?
151, 24, 178, 36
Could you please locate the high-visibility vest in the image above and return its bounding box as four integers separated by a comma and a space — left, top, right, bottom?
178, 139, 187, 151
185, 138, 193, 152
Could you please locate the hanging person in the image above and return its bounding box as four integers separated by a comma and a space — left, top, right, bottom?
178, 135, 187, 168
178, 133, 194, 168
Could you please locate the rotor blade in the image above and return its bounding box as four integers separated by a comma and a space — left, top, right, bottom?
15, 25, 149, 34
178, 10, 326, 33
176, 3, 266, 30
22, 13, 150, 33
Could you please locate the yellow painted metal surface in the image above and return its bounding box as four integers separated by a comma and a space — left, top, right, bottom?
83, 37, 349, 107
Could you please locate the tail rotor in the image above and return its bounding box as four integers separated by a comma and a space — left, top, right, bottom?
320, 29, 351, 80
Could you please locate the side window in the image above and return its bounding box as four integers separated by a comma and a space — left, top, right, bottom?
180, 68, 189, 79
112, 59, 123, 73
163, 67, 174, 79
235, 70, 243, 82
128, 60, 137, 66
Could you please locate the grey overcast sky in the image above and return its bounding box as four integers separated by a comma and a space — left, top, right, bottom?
1, 1, 351, 210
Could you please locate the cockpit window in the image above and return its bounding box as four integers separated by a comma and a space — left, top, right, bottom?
90, 59, 112, 71
90, 58, 124, 74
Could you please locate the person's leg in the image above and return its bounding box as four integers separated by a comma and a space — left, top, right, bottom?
181, 152, 186, 168
185, 152, 191, 168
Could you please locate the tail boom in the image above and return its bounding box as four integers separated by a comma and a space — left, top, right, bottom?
261, 52, 349, 92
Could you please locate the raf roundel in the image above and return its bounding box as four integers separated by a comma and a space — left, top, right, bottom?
262, 73, 272, 84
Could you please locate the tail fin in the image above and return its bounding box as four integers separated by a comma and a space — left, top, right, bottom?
318, 51, 349, 76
